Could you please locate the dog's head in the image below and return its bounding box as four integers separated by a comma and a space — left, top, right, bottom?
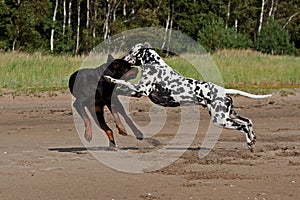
105, 55, 138, 80
122, 42, 152, 65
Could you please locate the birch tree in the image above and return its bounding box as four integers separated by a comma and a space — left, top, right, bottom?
68, 0, 72, 27
86, 0, 90, 29
50, 0, 58, 53
167, 2, 174, 53
225, 0, 230, 29
162, 0, 174, 51
67, 0, 72, 40
271, 0, 278, 19
76, 0, 81, 54
103, 0, 122, 40
268, 0, 274, 18
283, 12, 299, 28
11, 0, 20, 51
63, 0, 66, 36
92, 0, 98, 39
114, 1, 122, 21
258, 0, 266, 35
123, 2, 126, 16
103, 0, 111, 40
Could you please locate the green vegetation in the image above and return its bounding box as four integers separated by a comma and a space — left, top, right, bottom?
198, 19, 253, 52
213, 49, 300, 87
1, 51, 299, 94
1, 1, 298, 96
165, 57, 203, 81
0, 52, 82, 91
256, 19, 298, 56
0, 1, 299, 55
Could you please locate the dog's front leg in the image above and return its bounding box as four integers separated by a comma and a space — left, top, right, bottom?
104, 75, 142, 93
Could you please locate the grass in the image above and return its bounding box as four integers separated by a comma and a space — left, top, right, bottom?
0, 50, 299, 95
0, 52, 82, 91
213, 49, 300, 88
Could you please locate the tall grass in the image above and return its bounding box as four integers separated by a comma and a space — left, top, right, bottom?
0, 52, 82, 91
213, 49, 300, 88
165, 57, 203, 80
0, 50, 299, 93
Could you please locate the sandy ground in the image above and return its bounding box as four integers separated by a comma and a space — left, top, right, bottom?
0, 90, 299, 200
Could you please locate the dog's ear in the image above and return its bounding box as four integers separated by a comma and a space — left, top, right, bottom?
107, 54, 114, 63
144, 42, 152, 48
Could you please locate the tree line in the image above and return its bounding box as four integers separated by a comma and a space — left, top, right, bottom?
0, 0, 299, 55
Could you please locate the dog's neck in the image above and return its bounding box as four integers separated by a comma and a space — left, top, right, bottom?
138, 48, 166, 66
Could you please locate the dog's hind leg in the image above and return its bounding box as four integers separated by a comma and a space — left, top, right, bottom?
149, 89, 180, 107
87, 106, 116, 147
212, 113, 254, 151
113, 112, 128, 136
230, 109, 256, 145
208, 98, 255, 151
73, 100, 93, 142
106, 102, 128, 136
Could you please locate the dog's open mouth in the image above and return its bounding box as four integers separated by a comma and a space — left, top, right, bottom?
123, 68, 139, 80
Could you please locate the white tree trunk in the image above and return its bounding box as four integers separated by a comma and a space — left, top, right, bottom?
131, 1, 135, 15
162, 0, 172, 49
153, 0, 162, 14
112, 0, 121, 22
67, 1, 72, 40
63, 0, 66, 36
258, 0, 266, 35
162, 0, 174, 54
86, 0, 90, 29
167, 20, 173, 53
283, 12, 299, 28
166, 2, 174, 53
271, 0, 278, 19
93, 0, 98, 39
161, 12, 170, 49
12, 37, 17, 52
234, 18, 238, 38
76, 0, 81, 54
268, 0, 274, 18
123, 3, 126, 16
225, 0, 230, 29
12, 0, 20, 51
50, 0, 59, 53
68, 1, 72, 27
103, 0, 111, 40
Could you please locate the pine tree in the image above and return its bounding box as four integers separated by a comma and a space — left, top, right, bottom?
256, 18, 297, 55
198, 19, 252, 52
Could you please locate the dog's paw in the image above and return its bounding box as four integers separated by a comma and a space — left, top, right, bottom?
136, 133, 144, 140
117, 126, 128, 136
104, 76, 124, 85
104, 75, 114, 83
131, 91, 143, 98
247, 142, 254, 152
84, 131, 92, 142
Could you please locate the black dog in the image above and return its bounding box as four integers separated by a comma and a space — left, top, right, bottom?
69, 54, 143, 148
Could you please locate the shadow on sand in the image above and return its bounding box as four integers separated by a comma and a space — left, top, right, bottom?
48, 146, 210, 153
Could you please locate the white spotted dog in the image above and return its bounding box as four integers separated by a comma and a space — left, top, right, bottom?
105, 43, 272, 151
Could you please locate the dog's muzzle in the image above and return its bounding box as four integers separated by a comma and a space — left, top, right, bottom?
123, 68, 138, 80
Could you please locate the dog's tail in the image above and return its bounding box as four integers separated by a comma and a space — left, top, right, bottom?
224, 89, 272, 99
